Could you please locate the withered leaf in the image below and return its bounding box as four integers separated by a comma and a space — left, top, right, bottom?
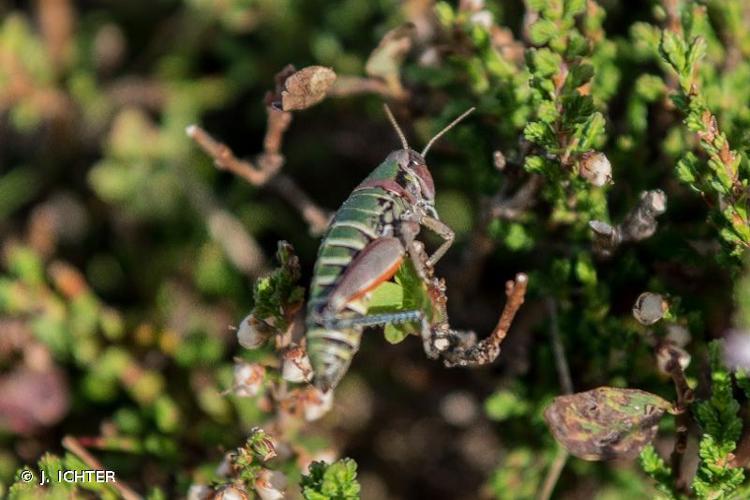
280, 66, 336, 111
365, 23, 415, 95
543, 387, 673, 461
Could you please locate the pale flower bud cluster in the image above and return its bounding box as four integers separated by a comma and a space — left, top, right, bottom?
282, 344, 313, 383
579, 151, 612, 187
233, 362, 266, 397
237, 314, 274, 349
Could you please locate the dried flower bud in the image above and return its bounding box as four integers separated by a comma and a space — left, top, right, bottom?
656, 343, 691, 375
233, 362, 266, 397
621, 189, 667, 242
187, 485, 212, 500
216, 454, 233, 477
632, 292, 667, 325
300, 387, 334, 421
248, 427, 278, 462
579, 152, 612, 187
237, 315, 273, 349
589, 220, 621, 257
213, 485, 250, 500
255, 469, 287, 500
282, 345, 313, 383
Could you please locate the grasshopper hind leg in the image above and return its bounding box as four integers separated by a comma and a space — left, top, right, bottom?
309, 309, 425, 391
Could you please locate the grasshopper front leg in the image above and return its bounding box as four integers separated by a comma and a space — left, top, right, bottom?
399, 211, 455, 268
419, 215, 455, 267
403, 235, 528, 368
438, 273, 528, 367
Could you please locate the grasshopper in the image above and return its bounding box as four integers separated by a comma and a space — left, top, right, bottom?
307, 105, 526, 391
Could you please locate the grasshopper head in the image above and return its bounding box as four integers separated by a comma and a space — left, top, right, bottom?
388, 149, 436, 211
382, 104, 475, 217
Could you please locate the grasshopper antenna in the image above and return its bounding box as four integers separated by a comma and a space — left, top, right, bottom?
421, 107, 476, 157
383, 104, 409, 150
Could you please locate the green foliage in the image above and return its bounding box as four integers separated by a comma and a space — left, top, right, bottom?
640, 445, 676, 500
251, 241, 305, 334
523, 0, 610, 203
301, 459, 361, 500
658, 7, 750, 261
692, 342, 745, 498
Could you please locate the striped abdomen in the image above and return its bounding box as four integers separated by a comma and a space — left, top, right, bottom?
307, 187, 405, 390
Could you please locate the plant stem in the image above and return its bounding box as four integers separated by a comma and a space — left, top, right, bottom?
537, 299, 573, 500
659, 344, 695, 492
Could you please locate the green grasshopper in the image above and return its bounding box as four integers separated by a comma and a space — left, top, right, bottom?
307, 106, 526, 391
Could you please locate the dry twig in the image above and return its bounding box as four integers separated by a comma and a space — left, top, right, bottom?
590, 189, 667, 257
442, 273, 528, 366
453, 174, 541, 300
186, 121, 330, 236
658, 343, 694, 492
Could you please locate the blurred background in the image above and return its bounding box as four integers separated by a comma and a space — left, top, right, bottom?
0, 0, 747, 498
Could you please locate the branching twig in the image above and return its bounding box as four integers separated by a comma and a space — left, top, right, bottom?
657, 343, 695, 492
328, 76, 408, 100
62, 435, 142, 500
186, 121, 331, 236
489, 174, 543, 221
590, 189, 667, 257
186, 124, 278, 186
546, 299, 573, 396
491, 273, 529, 348
453, 174, 541, 300
443, 273, 529, 366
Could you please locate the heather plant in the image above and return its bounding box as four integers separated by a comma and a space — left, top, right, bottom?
2, 0, 750, 499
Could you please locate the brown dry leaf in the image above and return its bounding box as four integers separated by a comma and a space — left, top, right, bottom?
365, 24, 415, 96
280, 66, 336, 111
543, 387, 673, 461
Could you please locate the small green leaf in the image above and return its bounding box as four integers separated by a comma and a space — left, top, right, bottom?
563, 0, 586, 17
368, 281, 403, 311
529, 19, 558, 45
659, 31, 687, 74
564, 63, 594, 92
578, 112, 605, 150
383, 324, 410, 344
301, 459, 361, 500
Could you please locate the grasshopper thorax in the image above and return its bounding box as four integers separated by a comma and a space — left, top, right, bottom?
386, 148, 436, 216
